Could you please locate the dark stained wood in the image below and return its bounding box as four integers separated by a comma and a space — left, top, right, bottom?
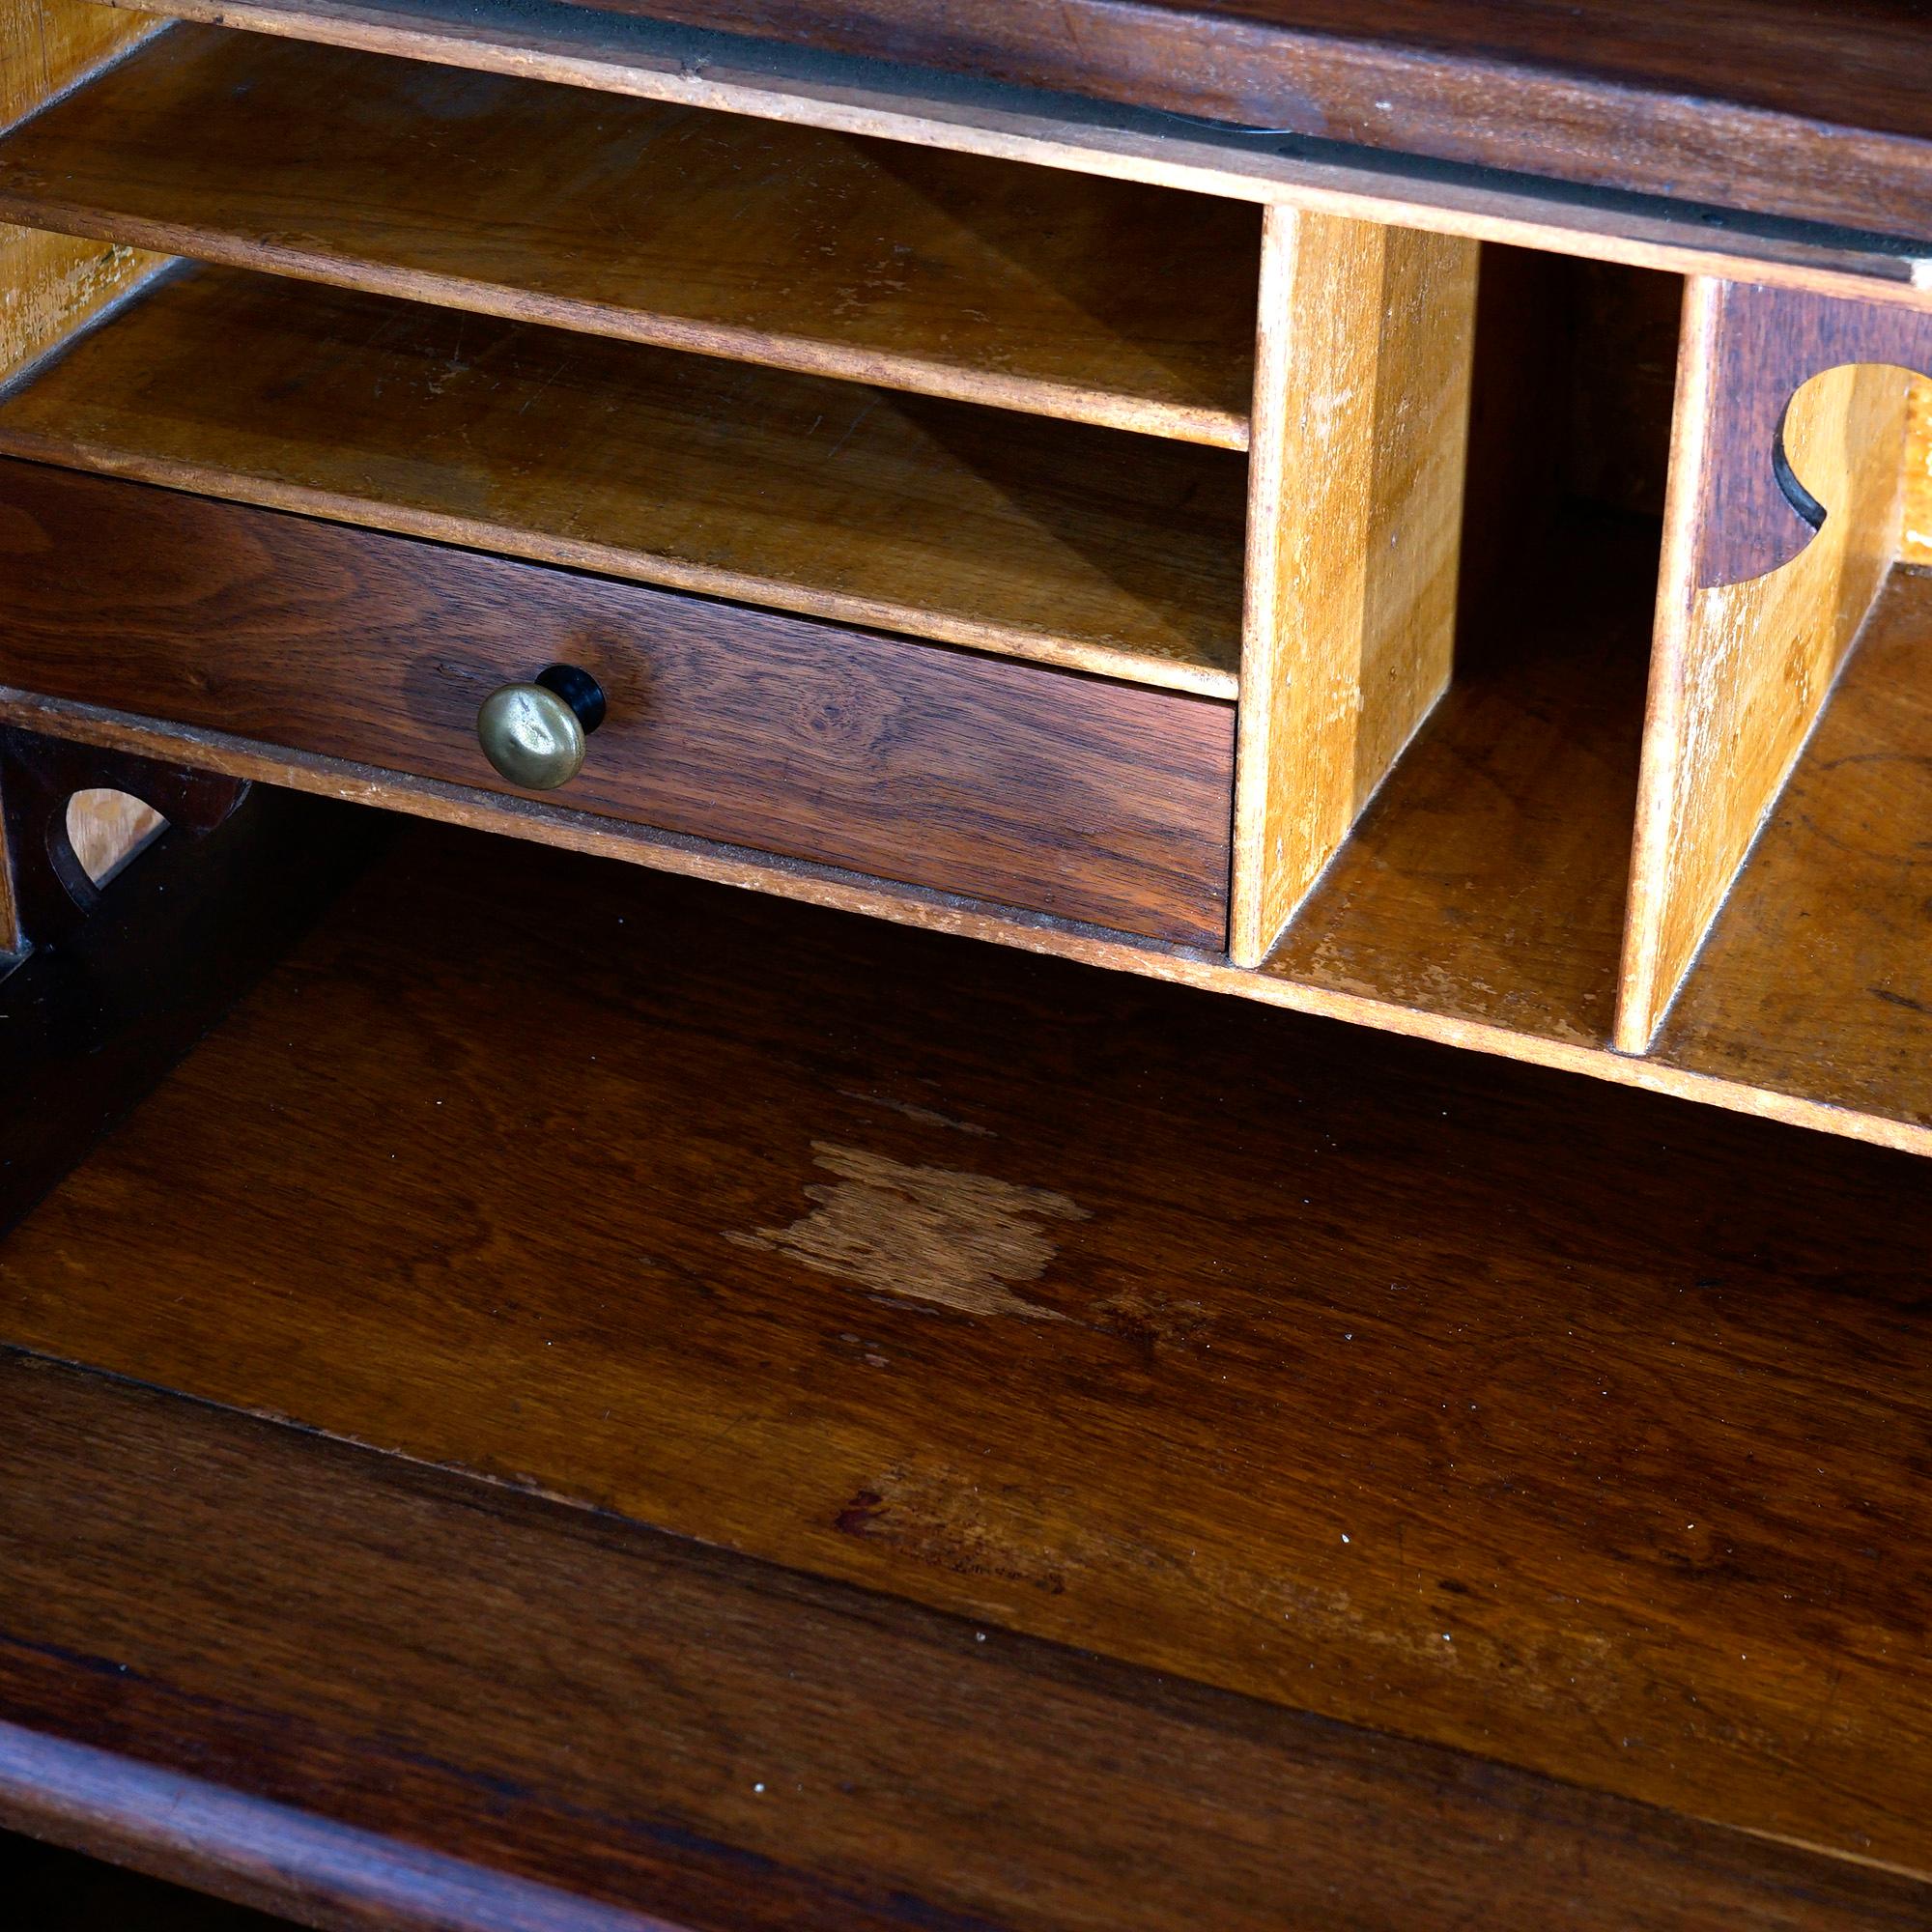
0, 724, 249, 948
1, 1830, 298, 1931
1694, 279, 1932, 585
561, 0, 1932, 242
0, 263, 1247, 693
6, 816, 1932, 1877
0, 24, 1258, 446
0, 462, 1234, 946
1653, 564, 1932, 1126
5, 1351, 1931, 1932
0, 783, 385, 1239
1265, 507, 1652, 1044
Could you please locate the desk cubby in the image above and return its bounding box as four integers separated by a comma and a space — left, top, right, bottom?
0, 0, 1924, 1160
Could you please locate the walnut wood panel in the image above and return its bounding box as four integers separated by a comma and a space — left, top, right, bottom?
1231, 208, 1474, 964
0, 264, 1247, 694
549, 0, 1932, 243
10, 818, 1932, 1873
1264, 508, 1652, 1044
1618, 284, 1910, 1050
0, 462, 1234, 945
105, 0, 1932, 317
9, 1360, 1931, 1932
1651, 565, 1932, 1129
0, 24, 1260, 446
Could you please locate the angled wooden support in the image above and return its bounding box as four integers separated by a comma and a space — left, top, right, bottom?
1693, 279, 1932, 588
1617, 277, 1912, 1051
1231, 209, 1478, 967
0, 725, 250, 954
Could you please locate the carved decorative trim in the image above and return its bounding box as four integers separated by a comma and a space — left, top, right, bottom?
0, 726, 249, 952
1695, 280, 1932, 588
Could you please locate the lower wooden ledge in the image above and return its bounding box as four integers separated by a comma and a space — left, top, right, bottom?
3, 797, 1932, 1904
1, 682, 1923, 1158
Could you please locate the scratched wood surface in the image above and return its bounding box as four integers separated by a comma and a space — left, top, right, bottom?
1618, 286, 1910, 1049
0, 23, 1261, 445
1229, 208, 1474, 965
5, 814, 1932, 1881
10, 1350, 1932, 1932
0, 263, 1247, 692
1652, 563, 1932, 1129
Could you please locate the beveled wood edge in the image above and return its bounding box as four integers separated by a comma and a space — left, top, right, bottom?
0, 436, 1241, 697
4, 686, 1924, 1159
0, 1719, 681, 1932
0, 198, 1252, 454
99, 0, 1932, 312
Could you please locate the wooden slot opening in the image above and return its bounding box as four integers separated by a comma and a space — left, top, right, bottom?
0, 20, 1261, 448
1645, 561, 1932, 1133
1262, 250, 1681, 1047
0, 261, 1247, 693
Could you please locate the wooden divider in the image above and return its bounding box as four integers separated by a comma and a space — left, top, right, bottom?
0, 0, 172, 942
1230, 209, 1477, 967
1616, 279, 1911, 1051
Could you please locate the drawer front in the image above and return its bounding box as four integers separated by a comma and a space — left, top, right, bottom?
0, 463, 1233, 945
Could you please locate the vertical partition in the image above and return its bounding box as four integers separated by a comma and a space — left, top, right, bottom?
1616, 277, 1913, 1050
1230, 209, 1477, 967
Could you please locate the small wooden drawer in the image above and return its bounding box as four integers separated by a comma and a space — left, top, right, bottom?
0, 462, 1234, 946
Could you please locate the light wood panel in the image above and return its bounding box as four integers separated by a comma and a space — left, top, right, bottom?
1264, 508, 1652, 1045
0, 23, 1260, 445
1230, 209, 1476, 965
1904, 377, 1932, 565
0, 0, 162, 386
99, 0, 1932, 314
0, 264, 1247, 691
1617, 280, 1910, 1050
9, 813, 1932, 1878
1652, 564, 1932, 1130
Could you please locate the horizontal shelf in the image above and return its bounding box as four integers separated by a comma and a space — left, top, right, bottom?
0, 264, 1246, 693
0, 21, 1259, 448
4, 796, 1931, 1902
1652, 563, 1932, 1129
1264, 508, 1654, 1046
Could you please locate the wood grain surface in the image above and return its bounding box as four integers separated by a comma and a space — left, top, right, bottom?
1906, 377, 1932, 564
0, 462, 1233, 945
98, 0, 1932, 315
1265, 507, 1653, 1044
0, 1, 163, 399
1653, 563, 1932, 1127
8, 1350, 1931, 1932
6, 816, 1932, 1878
0, 23, 1260, 444
545, 0, 1932, 242
1619, 283, 1909, 1050
0, 264, 1247, 692
1230, 208, 1474, 964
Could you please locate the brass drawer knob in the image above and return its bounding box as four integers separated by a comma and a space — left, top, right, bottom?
476, 664, 607, 790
